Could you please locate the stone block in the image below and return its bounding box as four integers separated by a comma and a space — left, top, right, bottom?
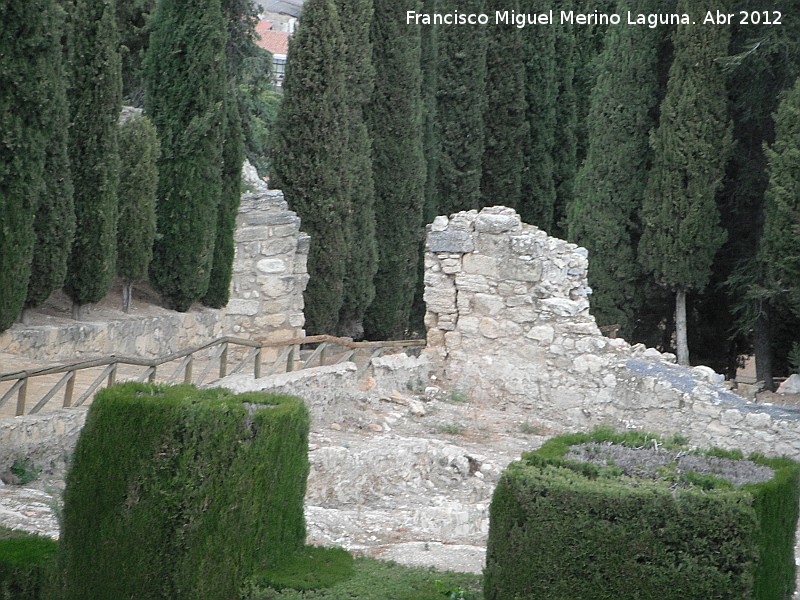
431, 216, 449, 231
471, 293, 504, 316
424, 287, 456, 313
539, 298, 583, 317
455, 273, 491, 293
257, 258, 286, 274
499, 259, 543, 283
479, 317, 500, 339
462, 254, 499, 277
225, 299, 260, 316
427, 230, 475, 253
474, 212, 522, 234
525, 325, 554, 344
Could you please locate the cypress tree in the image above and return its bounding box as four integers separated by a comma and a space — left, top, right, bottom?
639, 2, 732, 365
435, 0, 487, 215
335, 0, 378, 338
518, 0, 556, 230
551, 12, 578, 238
25, 1, 76, 311
480, 0, 528, 209
761, 77, 800, 315
117, 0, 157, 106
568, 0, 661, 338
270, 0, 349, 334
145, 0, 227, 312
203, 92, 243, 309
363, 0, 427, 340
63, 0, 122, 318
410, 0, 440, 336
0, 1, 51, 331
203, 0, 255, 309
117, 114, 159, 312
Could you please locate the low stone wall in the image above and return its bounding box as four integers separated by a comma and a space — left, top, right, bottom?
0, 408, 87, 475
423, 206, 800, 460
0, 189, 308, 363
217, 364, 361, 426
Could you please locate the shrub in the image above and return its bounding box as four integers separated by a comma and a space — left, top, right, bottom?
58, 383, 310, 599
0, 528, 58, 600
485, 428, 800, 600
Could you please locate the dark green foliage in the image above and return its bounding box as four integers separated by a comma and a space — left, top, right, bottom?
480, 0, 527, 210
117, 0, 157, 105
145, 0, 227, 312
241, 555, 483, 599
760, 77, 800, 316
568, 0, 661, 338
63, 0, 122, 311
484, 428, 800, 600
249, 546, 355, 592
203, 91, 244, 308
639, 1, 731, 294
59, 383, 310, 600
116, 114, 159, 311
485, 461, 758, 600
25, 2, 75, 310
335, 0, 378, 338
0, 0, 52, 331
0, 529, 58, 600
518, 0, 556, 230
364, 0, 426, 340
550, 11, 578, 239
485, 428, 800, 600
271, 0, 349, 334
747, 455, 800, 598
239, 49, 279, 177
435, 0, 487, 216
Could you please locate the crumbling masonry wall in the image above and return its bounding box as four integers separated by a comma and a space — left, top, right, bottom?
0, 188, 309, 362
423, 206, 800, 459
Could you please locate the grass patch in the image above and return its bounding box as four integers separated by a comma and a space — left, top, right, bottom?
0, 527, 58, 600
446, 390, 467, 404
436, 423, 465, 435
518, 420, 546, 435
9, 458, 41, 485
251, 546, 354, 592
241, 555, 482, 599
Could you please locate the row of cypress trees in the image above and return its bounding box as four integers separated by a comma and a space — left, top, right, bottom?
0, 0, 253, 333
275, 0, 800, 376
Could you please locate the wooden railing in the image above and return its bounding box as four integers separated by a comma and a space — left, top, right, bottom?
0, 335, 425, 417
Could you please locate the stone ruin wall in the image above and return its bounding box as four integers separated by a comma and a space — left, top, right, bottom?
423, 206, 800, 460
0, 188, 309, 363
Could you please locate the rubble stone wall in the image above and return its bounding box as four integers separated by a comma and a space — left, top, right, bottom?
423, 206, 800, 459
0, 189, 308, 363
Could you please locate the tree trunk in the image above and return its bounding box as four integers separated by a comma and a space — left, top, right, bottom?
71, 302, 85, 321
122, 281, 133, 313
753, 301, 773, 391
675, 289, 690, 365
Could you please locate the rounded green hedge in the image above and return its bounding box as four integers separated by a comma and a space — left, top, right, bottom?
58, 383, 310, 600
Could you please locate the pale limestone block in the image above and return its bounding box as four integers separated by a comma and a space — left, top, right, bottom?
525, 325, 555, 344
226, 299, 260, 316
479, 317, 500, 339
539, 298, 583, 317
505, 294, 532, 307
743, 411, 772, 429
455, 273, 491, 293
440, 258, 462, 274
472, 293, 504, 316
507, 306, 537, 324
424, 287, 456, 313
445, 331, 462, 350
431, 215, 449, 231
458, 316, 480, 336
499, 259, 543, 283
720, 409, 745, 427
474, 212, 522, 234
461, 253, 499, 277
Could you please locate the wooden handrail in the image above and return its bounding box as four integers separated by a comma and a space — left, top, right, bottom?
0, 334, 427, 416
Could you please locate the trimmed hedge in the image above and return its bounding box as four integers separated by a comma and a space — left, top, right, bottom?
58, 383, 310, 600
0, 528, 58, 600
485, 428, 800, 600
